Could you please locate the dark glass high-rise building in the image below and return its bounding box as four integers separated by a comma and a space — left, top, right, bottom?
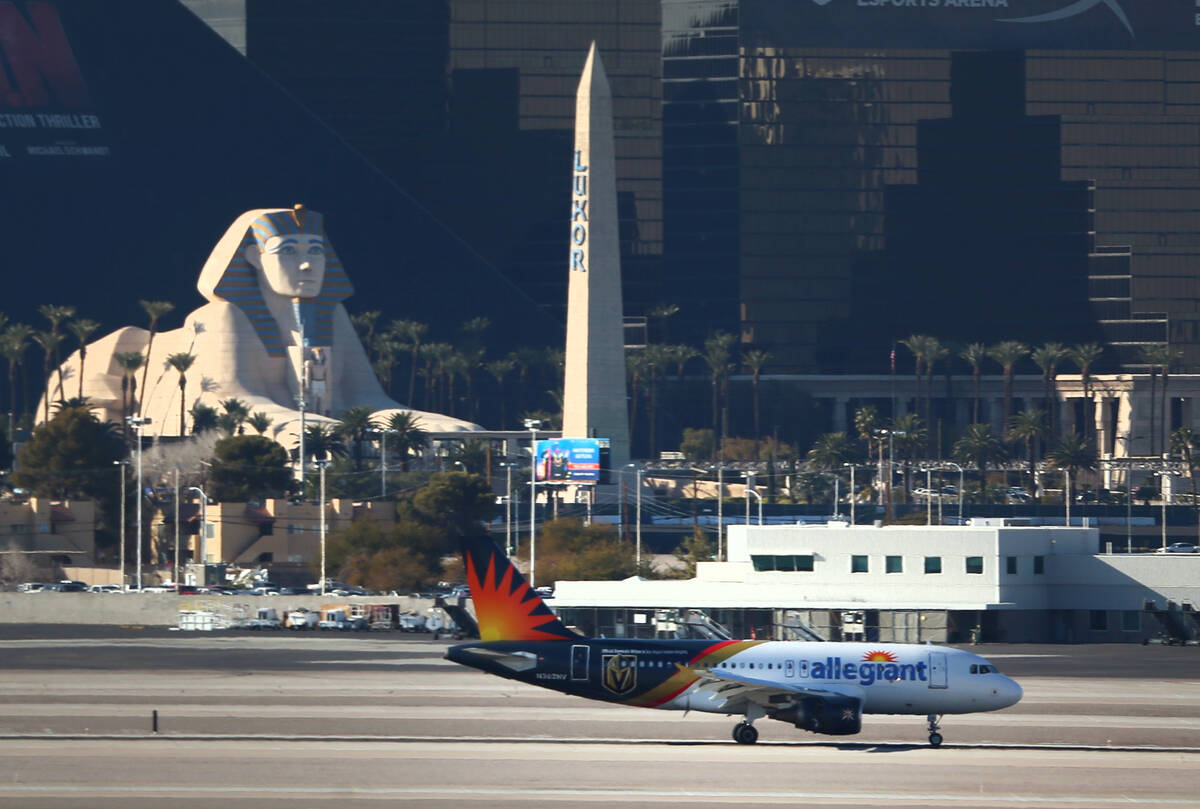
183, 1, 1200, 374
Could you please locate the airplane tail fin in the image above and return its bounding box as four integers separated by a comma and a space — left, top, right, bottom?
460, 535, 581, 643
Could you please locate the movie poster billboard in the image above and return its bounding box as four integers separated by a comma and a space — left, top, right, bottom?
535, 438, 610, 485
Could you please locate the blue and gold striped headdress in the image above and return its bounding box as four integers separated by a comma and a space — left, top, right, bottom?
197, 206, 354, 357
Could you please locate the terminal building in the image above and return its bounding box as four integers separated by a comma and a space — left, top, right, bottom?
551, 521, 1200, 644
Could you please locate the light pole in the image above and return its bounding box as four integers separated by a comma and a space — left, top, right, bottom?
187, 486, 208, 582
377, 428, 397, 498
745, 472, 762, 525
943, 462, 965, 523
296, 391, 306, 492
502, 462, 514, 555
926, 468, 933, 526
636, 466, 644, 567
716, 465, 725, 560
1065, 467, 1071, 526
173, 467, 180, 586
113, 460, 129, 587
524, 418, 542, 588
843, 463, 856, 525
1160, 466, 1170, 550
316, 456, 329, 595
127, 415, 150, 589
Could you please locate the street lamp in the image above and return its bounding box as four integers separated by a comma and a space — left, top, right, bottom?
375, 428, 397, 498
524, 418, 542, 588
113, 460, 129, 587
126, 415, 150, 589
745, 472, 762, 525
315, 456, 330, 596
187, 486, 208, 581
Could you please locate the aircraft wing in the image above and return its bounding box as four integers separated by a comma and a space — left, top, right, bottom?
680, 665, 864, 712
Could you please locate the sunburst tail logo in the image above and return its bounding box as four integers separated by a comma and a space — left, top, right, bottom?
863, 650, 898, 663
462, 536, 580, 643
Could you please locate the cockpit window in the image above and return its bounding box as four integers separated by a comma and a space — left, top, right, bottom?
970, 663, 998, 674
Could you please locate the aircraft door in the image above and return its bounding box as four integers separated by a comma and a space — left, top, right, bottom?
928, 652, 947, 689
571, 644, 590, 681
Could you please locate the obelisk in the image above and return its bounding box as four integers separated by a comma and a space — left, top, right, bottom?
561, 43, 631, 470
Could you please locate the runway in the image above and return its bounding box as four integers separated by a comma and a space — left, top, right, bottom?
0, 629, 1198, 808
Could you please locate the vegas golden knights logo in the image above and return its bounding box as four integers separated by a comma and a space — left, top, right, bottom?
602, 654, 637, 695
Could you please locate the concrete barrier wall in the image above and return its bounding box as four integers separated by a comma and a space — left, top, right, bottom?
0, 593, 432, 626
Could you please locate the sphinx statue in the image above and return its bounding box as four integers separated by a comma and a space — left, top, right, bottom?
43, 205, 479, 442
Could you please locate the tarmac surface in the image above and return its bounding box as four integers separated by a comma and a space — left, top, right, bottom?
0, 626, 1198, 808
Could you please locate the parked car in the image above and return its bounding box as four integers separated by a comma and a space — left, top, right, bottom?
88, 584, 122, 593
17, 582, 49, 593
1161, 543, 1199, 554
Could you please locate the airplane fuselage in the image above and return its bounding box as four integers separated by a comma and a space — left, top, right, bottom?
447, 638, 1022, 719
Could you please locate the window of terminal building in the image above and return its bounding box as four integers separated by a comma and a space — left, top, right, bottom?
1006, 556, 1018, 575
751, 554, 814, 572
924, 556, 942, 574
965, 556, 983, 575
851, 555, 868, 573
1121, 610, 1141, 632
1089, 610, 1108, 631
886, 556, 903, 574
1034, 555, 1045, 575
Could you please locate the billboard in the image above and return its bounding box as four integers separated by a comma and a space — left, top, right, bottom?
535, 438, 610, 485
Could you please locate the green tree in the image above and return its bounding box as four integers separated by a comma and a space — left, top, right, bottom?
208, 435, 293, 502
987, 341, 1029, 423
0, 324, 32, 428
891, 414, 927, 500
1071, 342, 1105, 444
410, 471, 496, 537
744, 349, 770, 457
13, 405, 125, 498
1007, 409, 1047, 495
1030, 342, 1070, 443
385, 411, 428, 471
66, 318, 100, 400
217, 397, 250, 436
247, 412, 273, 435
37, 304, 74, 405
448, 438, 489, 475
327, 515, 445, 592
484, 357, 516, 429
703, 331, 737, 435
388, 319, 428, 408
166, 352, 196, 436
114, 351, 145, 430
32, 330, 64, 421
337, 405, 378, 471
924, 337, 948, 437
296, 423, 348, 465
189, 403, 219, 434
680, 427, 715, 461
532, 518, 636, 583
136, 300, 174, 414
670, 527, 716, 579
806, 432, 859, 471
952, 423, 1008, 488
959, 342, 988, 424
1045, 433, 1097, 504
1171, 427, 1200, 541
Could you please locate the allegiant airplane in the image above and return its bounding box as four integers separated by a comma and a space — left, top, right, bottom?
445, 536, 1024, 746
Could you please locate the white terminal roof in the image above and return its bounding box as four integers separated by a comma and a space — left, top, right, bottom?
550, 521, 1200, 613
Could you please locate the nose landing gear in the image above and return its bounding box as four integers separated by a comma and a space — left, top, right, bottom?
926, 713, 943, 747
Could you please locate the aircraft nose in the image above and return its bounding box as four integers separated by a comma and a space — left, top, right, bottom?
994, 676, 1023, 708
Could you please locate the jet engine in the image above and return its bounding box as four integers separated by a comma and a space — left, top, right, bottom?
769, 695, 862, 736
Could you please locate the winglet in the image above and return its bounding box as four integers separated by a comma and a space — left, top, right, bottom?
460, 536, 581, 642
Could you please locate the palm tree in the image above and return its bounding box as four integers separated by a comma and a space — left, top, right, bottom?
643, 343, 673, 459
350, 310, 382, 358
247, 411, 273, 435
987, 341, 1029, 424
113, 351, 145, 438
371, 333, 399, 396
0, 323, 32, 430
136, 300, 174, 414
217, 397, 250, 436
485, 358, 516, 429
891, 413, 927, 501
1140, 344, 1172, 456
743, 349, 770, 457
165, 352, 196, 436
38, 304, 75, 402
1030, 342, 1070, 443
646, 303, 680, 342
1045, 433, 1096, 504
924, 338, 948, 453
295, 422, 348, 465
1171, 427, 1200, 521
626, 351, 650, 451
66, 318, 100, 399
1071, 342, 1104, 444
31, 330, 64, 421
1008, 409, 1047, 496
960, 342, 988, 424
386, 411, 427, 471
900, 334, 929, 422
806, 432, 859, 471
952, 423, 1009, 493
337, 405, 378, 470
510, 346, 543, 418
703, 331, 737, 435
188, 403, 219, 434
388, 319, 428, 407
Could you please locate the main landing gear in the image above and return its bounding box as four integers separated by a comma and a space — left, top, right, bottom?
733, 722, 759, 745
926, 714, 943, 747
